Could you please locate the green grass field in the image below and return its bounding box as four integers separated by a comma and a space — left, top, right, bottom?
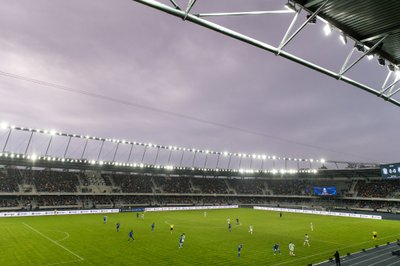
1, 208, 399, 266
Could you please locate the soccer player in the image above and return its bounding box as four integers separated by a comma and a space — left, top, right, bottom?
141, 213, 145, 220
170, 224, 174, 234
128, 229, 134, 241
136, 212, 139, 219
116, 222, 120, 232
273, 243, 281, 255
289, 242, 295, 256
151, 222, 155, 231
304, 234, 310, 247
372, 231, 377, 240
310, 222, 313, 232
103, 216, 107, 224
228, 222, 232, 232
237, 243, 243, 257
178, 233, 185, 248
227, 217, 231, 224
204, 211, 207, 217
236, 217, 240, 225
249, 224, 253, 235
280, 212, 282, 218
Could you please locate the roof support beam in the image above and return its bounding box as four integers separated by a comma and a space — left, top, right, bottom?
278, 9, 301, 55
168, 0, 181, 10
132, 0, 400, 107
339, 35, 387, 76
279, 0, 328, 51
184, 0, 197, 20
196, 10, 293, 18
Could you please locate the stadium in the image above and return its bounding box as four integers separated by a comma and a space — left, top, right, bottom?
1, 0, 400, 266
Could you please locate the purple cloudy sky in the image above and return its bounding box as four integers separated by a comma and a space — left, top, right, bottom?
0, 0, 398, 164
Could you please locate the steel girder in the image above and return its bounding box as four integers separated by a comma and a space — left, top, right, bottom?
132, 0, 400, 107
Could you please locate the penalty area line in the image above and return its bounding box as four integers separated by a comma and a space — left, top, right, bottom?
22, 222, 84, 261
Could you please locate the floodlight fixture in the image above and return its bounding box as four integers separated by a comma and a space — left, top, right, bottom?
367, 54, 374, 60
355, 42, 366, 52
0, 122, 8, 130
31, 153, 38, 161
50, 130, 57, 136
306, 14, 317, 24
377, 56, 386, 66
323, 24, 332, 36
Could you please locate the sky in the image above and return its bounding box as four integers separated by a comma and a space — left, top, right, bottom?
0, 0, 399, 166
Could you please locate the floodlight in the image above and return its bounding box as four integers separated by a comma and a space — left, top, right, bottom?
31, 154, 38, 161
355, 43, 365, 52
367, 54, 374, 60
50, 130, 56, 136
0, 122, 8, 130
306, 14, 317, 24
323, 24, 332, 36
320, 158, 326, 164
377, 56, 385, 66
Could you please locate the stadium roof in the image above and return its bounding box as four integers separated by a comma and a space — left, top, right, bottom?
294, 0, 400, 65
133, 0, 400, 107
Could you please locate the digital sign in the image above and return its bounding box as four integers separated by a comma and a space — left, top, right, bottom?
381, 163, 400, 178
313, 186, 337, 196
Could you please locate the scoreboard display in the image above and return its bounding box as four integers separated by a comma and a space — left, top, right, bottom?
313, 186, 337, 196
380, 163, 400, 178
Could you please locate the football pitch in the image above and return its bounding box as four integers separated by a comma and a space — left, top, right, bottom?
1, 208, 399, 266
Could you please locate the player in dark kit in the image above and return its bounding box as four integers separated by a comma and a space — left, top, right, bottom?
128, 229, 134, 241
116, 222, 120, 232
237, 243, 243, 257
273, 243, 281, 255
228, 222, 232, 232
236, 217, 239, 225
151, 222, 155, 231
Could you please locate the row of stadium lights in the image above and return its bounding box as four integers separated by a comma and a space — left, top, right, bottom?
285, 3, 400, 75
0, 152, 318, 174
0, 122, 326, 164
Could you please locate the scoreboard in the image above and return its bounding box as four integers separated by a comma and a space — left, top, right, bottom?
380, 163, 400, 178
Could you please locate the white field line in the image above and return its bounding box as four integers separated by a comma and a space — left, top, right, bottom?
40, 259, 82, 266
50, 230, 70, 242
22, 222, 84, 261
